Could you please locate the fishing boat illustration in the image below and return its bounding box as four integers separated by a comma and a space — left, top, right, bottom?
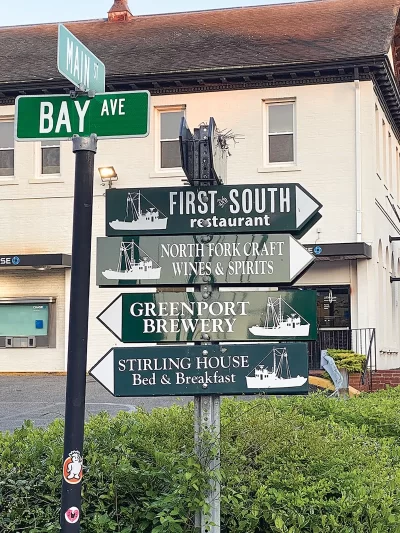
109, 192, 168, 231
246, 347, 307, 389
102, 241, 161, 280
249, 296, 310, 337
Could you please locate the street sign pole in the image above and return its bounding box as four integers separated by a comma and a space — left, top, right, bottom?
60, 135, 97, 532
194, 394, 220, 533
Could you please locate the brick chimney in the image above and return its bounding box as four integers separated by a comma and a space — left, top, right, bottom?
108, 0, 133, 22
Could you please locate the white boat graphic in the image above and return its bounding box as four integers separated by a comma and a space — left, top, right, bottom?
249, 296, 310, 337
246, 347, 307, 389
102, 241, 161, 281
109, 192, 168, 231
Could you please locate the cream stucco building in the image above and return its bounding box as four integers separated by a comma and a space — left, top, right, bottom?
1, 0, 400, 379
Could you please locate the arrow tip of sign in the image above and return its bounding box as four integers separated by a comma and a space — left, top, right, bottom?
295, 186, 320, 228
90, 350, 115, 395
289, 236, 314, 280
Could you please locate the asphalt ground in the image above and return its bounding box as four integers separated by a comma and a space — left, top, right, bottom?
0, 375, 191, 433
0, 375, 321, 433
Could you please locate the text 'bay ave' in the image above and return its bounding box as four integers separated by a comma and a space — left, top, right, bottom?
15, 92, 150, 140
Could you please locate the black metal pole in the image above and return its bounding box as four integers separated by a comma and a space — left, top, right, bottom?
60, 134, 97, 531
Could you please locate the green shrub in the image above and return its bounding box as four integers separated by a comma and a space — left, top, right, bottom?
326, 349, 366, 373
1, 391, 400, 532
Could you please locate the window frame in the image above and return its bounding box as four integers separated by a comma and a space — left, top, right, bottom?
155, 105, 186, 174
40, 140, 61, 176
0, 117, 15, 178
263, 100, 296, 167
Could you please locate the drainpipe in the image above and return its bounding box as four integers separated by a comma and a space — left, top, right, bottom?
355, 67, 362, 242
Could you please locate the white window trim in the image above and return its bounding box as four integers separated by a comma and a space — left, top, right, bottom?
30, 141, 63, 183
151, 105, 186, 178
0, 115, 15, 181
259, 99, 298, 172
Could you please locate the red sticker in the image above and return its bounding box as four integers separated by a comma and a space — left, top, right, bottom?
65, 507, 80, 524
63, 451, 83, 484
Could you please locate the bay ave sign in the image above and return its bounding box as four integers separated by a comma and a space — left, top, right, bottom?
96, 233, 314, 287
105, 184, 322, 237
89, 343, 309, 397
57, 24, 105, 94
97, 289, 317, 343
14, 92, 150, 141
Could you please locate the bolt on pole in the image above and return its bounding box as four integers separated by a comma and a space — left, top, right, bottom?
60, 134, 97, 531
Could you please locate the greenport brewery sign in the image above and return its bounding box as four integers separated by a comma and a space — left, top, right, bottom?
97, 290, 317, 343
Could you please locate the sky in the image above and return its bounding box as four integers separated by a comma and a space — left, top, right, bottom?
0, 0, 309, 27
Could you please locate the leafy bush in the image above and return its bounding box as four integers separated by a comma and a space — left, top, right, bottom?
326, 349, 366, 373
2, 391, 400, 532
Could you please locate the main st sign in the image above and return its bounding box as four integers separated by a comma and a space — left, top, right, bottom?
15, 92, 150, 140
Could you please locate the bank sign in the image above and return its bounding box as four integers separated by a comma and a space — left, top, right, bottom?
89, 343, 309, 397
96, 233, 314, 287
105, 184, 322, 236
97, 289, 317, 343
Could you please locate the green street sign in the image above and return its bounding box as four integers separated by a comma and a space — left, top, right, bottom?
15, 92, 150, 141
57, 24, 105, 93
96, 234, 314, 287
97, 289, 317, 343
89, 343, 309, 397
105, 184, 322, 237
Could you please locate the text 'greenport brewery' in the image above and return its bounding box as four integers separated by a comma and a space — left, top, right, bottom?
97, 290, 317, 343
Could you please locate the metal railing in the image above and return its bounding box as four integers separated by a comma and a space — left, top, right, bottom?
309, 328, 376, 391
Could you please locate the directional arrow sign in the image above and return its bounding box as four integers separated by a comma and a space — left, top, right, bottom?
57, 24, 105, 93
97, 233, 314, 287
105, 183, 322, 237
15, 92, 150, 141
89, 343, 309, 397
97, 289, 317, 343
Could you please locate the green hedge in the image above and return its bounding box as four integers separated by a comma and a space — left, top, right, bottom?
2, 389, 400, 532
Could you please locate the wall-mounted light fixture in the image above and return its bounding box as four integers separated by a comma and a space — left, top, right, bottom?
98, 166, 118, 189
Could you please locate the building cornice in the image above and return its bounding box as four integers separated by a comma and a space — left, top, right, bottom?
1, 55, 399, 137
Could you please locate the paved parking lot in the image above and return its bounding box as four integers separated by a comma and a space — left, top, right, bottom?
0, 375, 190, 432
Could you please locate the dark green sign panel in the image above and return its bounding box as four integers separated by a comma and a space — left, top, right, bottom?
89, 343, 309, 397
96, 234, 314, 287
105, 184, 322, 237
97, 290, 317, 343
15, 91, 150, 140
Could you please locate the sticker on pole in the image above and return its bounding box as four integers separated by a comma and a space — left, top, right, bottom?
65, 507, 80, 524
63, 450, 83, 484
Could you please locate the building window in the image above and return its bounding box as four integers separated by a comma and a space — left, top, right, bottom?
382, 120, 387, 183
388, 132, 393, 192
266, 102, 295, 164
41, 140, 60, 174
159, 108, 185, 169
375, 105, 380, 176
0, 121, 14, 176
